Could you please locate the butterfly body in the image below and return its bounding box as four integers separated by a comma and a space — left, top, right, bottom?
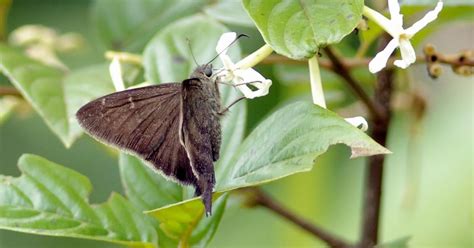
76, 64, 221, 214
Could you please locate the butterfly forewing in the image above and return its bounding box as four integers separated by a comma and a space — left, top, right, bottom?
76, 83, 199, 187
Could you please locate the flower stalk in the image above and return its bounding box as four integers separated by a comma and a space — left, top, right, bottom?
236, 44, 273, 70
308, 56, 326, 108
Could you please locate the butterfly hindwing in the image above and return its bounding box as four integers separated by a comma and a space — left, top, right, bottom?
76, 83, 199, 187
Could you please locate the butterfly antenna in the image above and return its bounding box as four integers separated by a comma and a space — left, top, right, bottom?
186, 38, 199, 67
206, 34, 249, 66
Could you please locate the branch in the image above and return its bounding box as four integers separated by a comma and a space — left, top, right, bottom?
244, 188, 352, 248
323, 47, 385, 121
358, 34, 394, 248
0, 86, 22, 97
260, 51, 474, 69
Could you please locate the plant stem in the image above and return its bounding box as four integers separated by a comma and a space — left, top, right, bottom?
323, 47, 385, 120
236, 44, 273, 69
308, 56, 326, 108
0, 0, 11, 41
247, 188, 352, 248
358, 34, 394, 247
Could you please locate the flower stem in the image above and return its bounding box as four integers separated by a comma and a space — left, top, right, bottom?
308, 56, 327, 108
363, 6, 397, 38
236, 44, 273, 69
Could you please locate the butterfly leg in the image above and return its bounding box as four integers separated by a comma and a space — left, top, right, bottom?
218, 96, 246, 115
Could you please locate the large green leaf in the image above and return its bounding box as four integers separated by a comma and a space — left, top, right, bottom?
204, 0, 254, 27
0, 44, 77, 147
92, 0, 206, 52
0, 154, 158, 248
119, 14, 245, 247
242, 0, 364, 59
217, 101, 389, 190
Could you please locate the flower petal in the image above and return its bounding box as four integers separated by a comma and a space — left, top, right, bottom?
405, 1, 443, 36
368, 38, 399, 73
388, 0, 403, 27
234, 68, 272, 98
109, 57, 125, 91
394, 39, 416, 69
216, 32, 236, 55
345, 116, 369, 131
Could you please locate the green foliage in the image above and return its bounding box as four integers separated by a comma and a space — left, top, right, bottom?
204, 0, 254, 27
242, 0, 364, 59
0, 154, 158, 248
0, 46, 115, 147
143, 14, 238, 83
92, 0, 206, 52
119, 155, 228, 247
4, 0, 469, 247
0, 44, 77, 147
216, 101, 389, 191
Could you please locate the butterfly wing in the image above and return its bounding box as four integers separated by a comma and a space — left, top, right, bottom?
76, 83, 199, 188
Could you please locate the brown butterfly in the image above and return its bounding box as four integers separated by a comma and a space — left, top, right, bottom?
76, 63, 245, 215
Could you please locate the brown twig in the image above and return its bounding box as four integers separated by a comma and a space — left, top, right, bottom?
0, 0, 12, 41
358, 34, 394, 248
245, 188, 352, 248
0, 86, 21, 97
260, 52, 474, 69
323, 47, 385, 121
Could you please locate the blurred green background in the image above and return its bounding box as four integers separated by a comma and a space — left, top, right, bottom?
0, 0, 472, 247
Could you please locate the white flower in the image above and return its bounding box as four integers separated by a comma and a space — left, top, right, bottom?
109, 56, 125, 91
365, 0, 443, 73
345, 116, 369, 131
215, 32, 272, 99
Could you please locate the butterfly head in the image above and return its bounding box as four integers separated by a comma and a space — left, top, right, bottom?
191, 64, 213, 80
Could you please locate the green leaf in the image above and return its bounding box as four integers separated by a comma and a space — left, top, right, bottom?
242, 0, 364, 59
217, 101, 389, 191
204, 0, 254, 27
0, 45, 116, 147
0, 44, 77, 147
146, 194, 227, 248
0, 154, 158, 248
92, 0, 206, 52
119, 154, 183, 211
